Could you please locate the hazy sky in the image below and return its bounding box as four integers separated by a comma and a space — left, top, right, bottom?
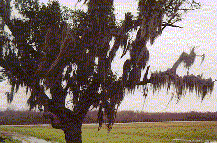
0, 0, 216, 112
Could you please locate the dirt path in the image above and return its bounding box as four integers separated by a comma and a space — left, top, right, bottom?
0, 130, 55, 143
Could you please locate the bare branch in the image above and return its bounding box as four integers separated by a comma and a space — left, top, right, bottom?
162, 23, 183, 28
177, 8, 197, 11
136, 65, 151, 85
46, 24, 73, 76
162, 1, 182, 30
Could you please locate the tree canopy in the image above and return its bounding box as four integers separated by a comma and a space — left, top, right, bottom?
0, 0, 215, 142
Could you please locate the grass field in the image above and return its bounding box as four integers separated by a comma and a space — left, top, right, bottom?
0, 121, 217, 143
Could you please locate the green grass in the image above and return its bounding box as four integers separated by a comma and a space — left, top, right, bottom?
0, 121, 217, 143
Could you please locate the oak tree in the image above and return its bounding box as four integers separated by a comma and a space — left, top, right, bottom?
0, 0, 214, 142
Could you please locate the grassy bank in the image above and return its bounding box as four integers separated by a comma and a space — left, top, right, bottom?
1, 121, 217, 142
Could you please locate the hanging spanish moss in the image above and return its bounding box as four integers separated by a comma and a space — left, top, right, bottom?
147, 47, 214, 101
96, 75, 124, 131
138, 0, 166, 44
149, 69, 214, 101
183, 48, 196, 69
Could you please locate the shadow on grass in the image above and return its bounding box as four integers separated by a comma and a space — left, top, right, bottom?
0, 136, 7, 142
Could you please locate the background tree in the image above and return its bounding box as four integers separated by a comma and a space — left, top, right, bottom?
0, 0, 214, 142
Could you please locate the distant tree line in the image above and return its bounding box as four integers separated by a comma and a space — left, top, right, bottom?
0, 110, 216, 125
85, 110, 217, 123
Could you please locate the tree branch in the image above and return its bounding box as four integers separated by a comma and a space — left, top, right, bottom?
162, 23, 183, 28
162, 1, 182, 31
136, 65, 151, 85
46, 24, 72, 76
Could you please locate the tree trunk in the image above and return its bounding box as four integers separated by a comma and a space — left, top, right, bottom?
64, 121, 82, 143
47, 106, 85, 143
51, 101, 91, 143
47, 84, 93, 143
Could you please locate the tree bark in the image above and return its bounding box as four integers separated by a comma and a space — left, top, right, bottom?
46, 80, 95, 143
47, 98, 92, 143
62, 99, 93, 143
47, 108, 84, 143
64, 120, 82, 143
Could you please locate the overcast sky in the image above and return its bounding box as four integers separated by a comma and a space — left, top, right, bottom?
0, 0, 216, 112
